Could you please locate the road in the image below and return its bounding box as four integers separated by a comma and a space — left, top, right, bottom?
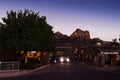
0, 62, 120, 80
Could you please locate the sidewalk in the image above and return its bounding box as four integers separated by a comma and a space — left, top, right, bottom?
80, 62, 120, 72
104, 65, 120, 72
0, 64, 49, 78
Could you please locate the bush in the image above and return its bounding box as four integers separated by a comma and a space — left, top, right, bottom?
20, 59, 40, 70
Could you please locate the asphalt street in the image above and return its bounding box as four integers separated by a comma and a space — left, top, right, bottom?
0, 62, 120, 80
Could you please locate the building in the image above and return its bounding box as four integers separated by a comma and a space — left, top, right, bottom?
55, 46, 74, 57
99, 50, 120, 66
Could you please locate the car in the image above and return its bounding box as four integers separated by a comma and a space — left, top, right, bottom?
59, 56, 70, 63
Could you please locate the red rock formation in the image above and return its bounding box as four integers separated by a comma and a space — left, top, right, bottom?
71, 28, 90, 39
54, 31, 67, 39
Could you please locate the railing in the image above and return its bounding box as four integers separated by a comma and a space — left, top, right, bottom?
0, 61, 20, 72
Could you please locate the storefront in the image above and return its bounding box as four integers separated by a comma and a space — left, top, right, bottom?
100, 50, 120, 66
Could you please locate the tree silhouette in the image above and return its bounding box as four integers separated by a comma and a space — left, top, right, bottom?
0, 9, 55, 60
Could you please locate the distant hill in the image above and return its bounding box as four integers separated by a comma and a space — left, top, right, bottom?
54, 28, 114, 49
55, 28, 90, 39
54, 31, 68, 39
55, 28, 99, 47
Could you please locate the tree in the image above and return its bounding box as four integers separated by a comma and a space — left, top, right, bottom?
0, 9, 55, 60
112, 38, 119, 48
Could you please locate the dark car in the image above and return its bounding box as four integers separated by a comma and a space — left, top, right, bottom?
59, 56, 70, 63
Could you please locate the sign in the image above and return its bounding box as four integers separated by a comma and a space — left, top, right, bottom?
101, 52, 119, 54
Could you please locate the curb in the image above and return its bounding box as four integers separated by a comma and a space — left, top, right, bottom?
0, 64, 49, 78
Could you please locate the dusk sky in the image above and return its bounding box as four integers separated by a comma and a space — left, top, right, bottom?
0, 0, 120, 41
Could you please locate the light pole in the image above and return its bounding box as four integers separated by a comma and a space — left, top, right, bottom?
118, 35, 120, 50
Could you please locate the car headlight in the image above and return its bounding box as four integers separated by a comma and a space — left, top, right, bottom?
66, 58, 70, 62
60, 57, 64, 62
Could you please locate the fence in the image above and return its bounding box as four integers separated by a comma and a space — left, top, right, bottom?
0, 61, 20, 72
